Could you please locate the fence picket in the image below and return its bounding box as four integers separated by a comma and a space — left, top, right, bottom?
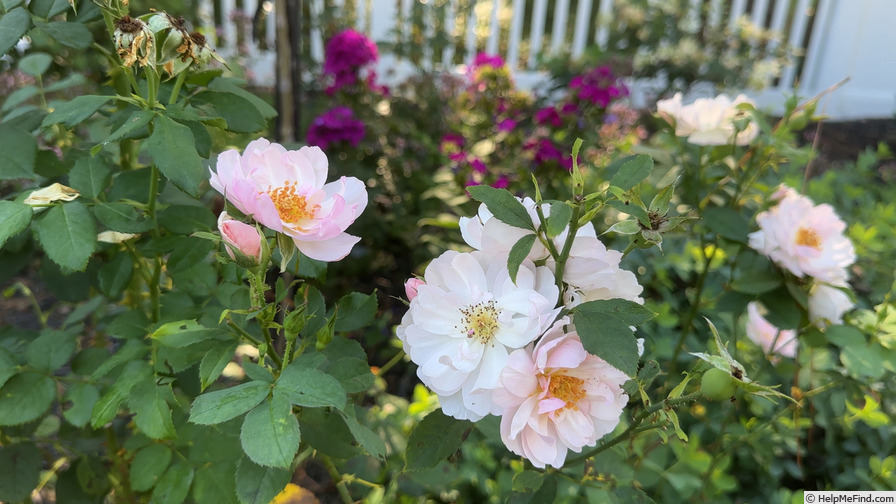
571, 0, 593, 58
549, 0, 571, 56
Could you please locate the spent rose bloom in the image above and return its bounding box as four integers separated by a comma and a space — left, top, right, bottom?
808, 282, 854, 326
745, 302, 797, 358
494, 318, 629, 468
748, 188, 855, 284
395, 250, 561, 421
459, 199, 642, 308
209, 138, 368, 262
656, 92, 759, 146
218, 211, 263, 265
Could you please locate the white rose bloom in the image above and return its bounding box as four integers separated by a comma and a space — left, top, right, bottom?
460, 200, 643, 309
395, 250, 560, 421
748, 188, 855, 284
656, 92, 759, 146
808, 281, 854, 327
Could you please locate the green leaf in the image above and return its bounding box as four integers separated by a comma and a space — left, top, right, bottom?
0, 347, 15, 391
36, 20, 92, 49
91, 340, 148, 379
158, 204, 216, 234
130, 379, 176, 439
340, 406, 386, 460
130, 444, 173, 493
240, 394, 300, 469
334, 291, 377, 332
62, 382, 99, 427
189, 381, 270, 425
192, 462, 238, 504
0, 442, 41, 503
404, 410, 471, 471
507, 233, 536, 284
93, 202, 154, 233
0, 8, 30, 56
235, 457, 291, 504
0, 371, 56, 425
91, 110, 155, 155
702, 207, 749, 243
512, 470, 545, 493
150, 460, 194, 504
208, 78, 278, 119
573, 299, 656, 377
0, 123, 37, 180
193, 90, 267, 133
649, 182, 676, 215
275, 363, 346, 411
25, 328, 76, 372
605, 219, 642, 235
467, 185, 535, 230
33, 201, 96, 271
323, 356, 374, 394
68, 155, 112, 199
200, 342, 238, 391
610, 155, 653, 192
2, 85, 38, 114
545, 202, 572, 238
97, 253, 134, 298
18, 52, 52, 77
150, 320, 228, 348
42, 95, 111, 129
166, 237, 214, 273
731, 250, 783, 295
91, 361, 152, 428
29, 0, 71, 18
0, 201, 31, 248
146, 115, 205, 197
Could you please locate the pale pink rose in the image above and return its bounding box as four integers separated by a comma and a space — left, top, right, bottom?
656, 92, 758, 146
747, 188, 855, 284
209, 138, 368, 262
404, 277, 424, 301
808, 281, 853, 327
493, 318, 629, 468
745, 302, 797, 358
218, 211, 263, 263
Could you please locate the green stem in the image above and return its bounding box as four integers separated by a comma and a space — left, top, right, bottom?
566, 392, 703, 466
168, 70, 188, 105
264, 330, 283, 368
226, 318, 264, 347
551, 201, 582, 304
147, 164, 162, 323
670, 239, 718, 367
320, 454, 354, 504
104, 427, 136, 503
375, 350, 406, 377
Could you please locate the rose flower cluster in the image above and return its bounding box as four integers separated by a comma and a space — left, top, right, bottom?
397, 197, 642, 468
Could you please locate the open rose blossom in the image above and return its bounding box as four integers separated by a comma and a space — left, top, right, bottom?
808, 281, 854, 326
218, 211, 262, 264
209, 138, 368, 262
395, 250, 560, 421
494, 318, 629, 468
745, 302, 797, 358
747, 187, 855, 284
656, 92, 758, 146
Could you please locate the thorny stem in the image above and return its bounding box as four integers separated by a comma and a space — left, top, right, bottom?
225, 318, 263, 347
551, 201, 583, 305
566, 392, 703, 466
147, 163, 162, 323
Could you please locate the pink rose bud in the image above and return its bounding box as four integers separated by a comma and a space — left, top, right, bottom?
218, 211, 262, 265
404, 278, 424, 301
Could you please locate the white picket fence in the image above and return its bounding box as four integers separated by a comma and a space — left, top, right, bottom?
198, 0, 896, 120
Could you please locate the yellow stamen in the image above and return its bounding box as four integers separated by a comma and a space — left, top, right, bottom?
459, 301, 500, 344
796, 227, 821, 249
547, 373, 586, 410
268, 182, 318, 224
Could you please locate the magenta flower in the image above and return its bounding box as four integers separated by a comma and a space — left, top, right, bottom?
323, 29, 378, 93
306, 107, 365, 151
570, 66, 627, 108
525, 138, 572, 170
472, 53, 505, 70
497, 118, 517, 132
209, 138, 368, 262
535, 107, 563, 128
494, 318, 629, 468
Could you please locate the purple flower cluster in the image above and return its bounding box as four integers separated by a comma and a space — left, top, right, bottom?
569, 66, 627, 108
471, 53, 506, 71
323, 29, 379, 94
524, 138, 573, 170
306, 106, 365, 151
